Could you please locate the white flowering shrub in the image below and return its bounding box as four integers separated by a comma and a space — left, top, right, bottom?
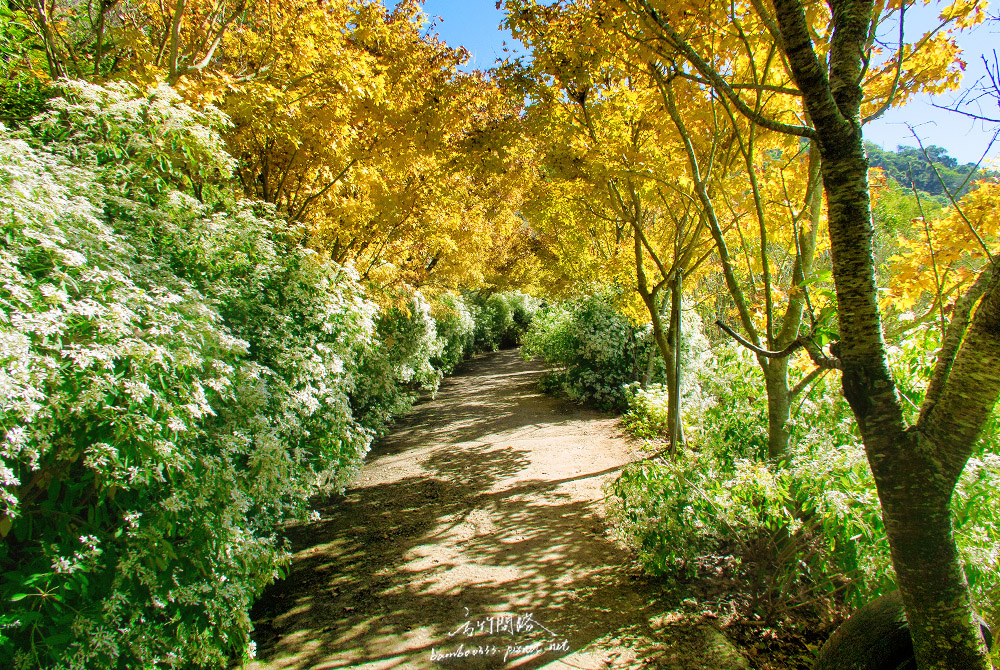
609, 334, 1000, 626
351, 291, 444, 435
431, 292, 476, 374
33, 80, 237, 203
522, 292, 661, 410
0, 81, 404, 668
621, 304, 713, 438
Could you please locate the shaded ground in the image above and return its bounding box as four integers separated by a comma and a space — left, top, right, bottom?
243, 350, 748, 670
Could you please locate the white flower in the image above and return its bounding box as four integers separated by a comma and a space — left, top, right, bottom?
122, 380, 153, 402
4, 426, 26, 448
84, 442, 118, 470
52, 555, 76, 573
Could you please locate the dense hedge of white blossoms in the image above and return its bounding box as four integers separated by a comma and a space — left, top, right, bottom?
521, 292, 666, 410
0, 82, 526, 669
431, 291, 477, 374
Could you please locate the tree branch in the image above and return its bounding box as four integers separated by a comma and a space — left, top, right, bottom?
790, 366, 825, 398
632, 0, 816, 138
716, 320, 844, 369
716, 320, 801, 358
861, 1, 906, 125
769, 0, 849, 143
909, 127, 998, 264
917, 261, 1000, 483
918, 262, 1000, 428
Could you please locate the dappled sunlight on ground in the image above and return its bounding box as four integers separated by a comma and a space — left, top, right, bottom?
243, 350, 683, 670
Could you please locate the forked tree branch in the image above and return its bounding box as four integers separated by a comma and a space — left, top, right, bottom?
715, 320, 843, 369
631, 0, 817, 138
918, 262, 1000, 427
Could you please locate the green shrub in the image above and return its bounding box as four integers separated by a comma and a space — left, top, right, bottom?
503, 291, 540, 346
352, 291, 444, 435
522, 292, 662, 410
691, 344, 770, 463
0, 12, 54, 125
466, 290, 539, 352
431, 292, 476, 374
610, 435, 891, 623
524, 293, 713, 412
610, 333, 1000, 627
622, 384, 675, 439
472, 292, 513, 351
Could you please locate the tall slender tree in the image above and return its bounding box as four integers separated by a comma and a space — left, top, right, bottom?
616, 0, 997, 667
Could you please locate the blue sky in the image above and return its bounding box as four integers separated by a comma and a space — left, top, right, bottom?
390, 0, 999, 164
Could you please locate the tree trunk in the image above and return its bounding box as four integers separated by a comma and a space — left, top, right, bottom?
641, 281, 681, 447
876, 447, 990, 669
821, 126, 993, 670
634, 229, 683, 452
761, 358, 791, 460
770, 0, 997, 665
669, 270, 684, 451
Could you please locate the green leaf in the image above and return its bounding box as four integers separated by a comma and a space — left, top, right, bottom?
43, 632, 71, 647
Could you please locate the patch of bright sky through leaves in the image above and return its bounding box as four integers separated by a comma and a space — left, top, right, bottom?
387, 0, 999, 166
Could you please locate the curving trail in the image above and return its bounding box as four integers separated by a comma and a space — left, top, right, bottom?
243, 350, 689, 670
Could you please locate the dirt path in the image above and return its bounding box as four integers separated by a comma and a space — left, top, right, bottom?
244, 350, 734, 670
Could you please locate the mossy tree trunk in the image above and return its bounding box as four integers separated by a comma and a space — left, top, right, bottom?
771, 0, 997, 665
628, 0, 1000, 665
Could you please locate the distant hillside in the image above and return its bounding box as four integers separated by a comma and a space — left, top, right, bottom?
865, 142, 996, 200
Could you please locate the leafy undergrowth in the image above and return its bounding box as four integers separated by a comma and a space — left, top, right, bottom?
545, 303, 1000, 668
654, 551, 848, 669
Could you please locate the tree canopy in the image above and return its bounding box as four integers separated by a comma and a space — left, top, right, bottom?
1, 0, 999, 668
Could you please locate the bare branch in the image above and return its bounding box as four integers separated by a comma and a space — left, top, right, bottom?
715, 320, 843, 370
932, 51, 1000, 122
716, 320, 802, 358
929, 102, 1000, 124
908, 127, 997, 264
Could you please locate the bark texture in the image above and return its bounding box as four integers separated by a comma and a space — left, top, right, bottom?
768, 0, 997, 666
626, 0, 1000, 667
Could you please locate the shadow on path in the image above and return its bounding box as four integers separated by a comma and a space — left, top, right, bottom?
245, 350, 675, 670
